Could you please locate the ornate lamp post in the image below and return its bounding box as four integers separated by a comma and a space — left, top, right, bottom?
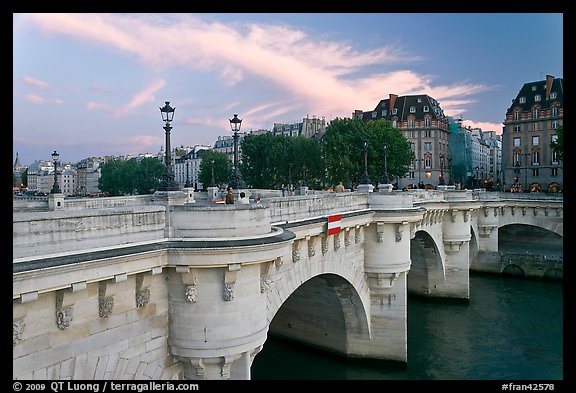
447, 156, 454, 186
439, 154, 446, 185
229, 114, 245, 189
360, 140, 371, 185
209, 159, 216, 187
474, 166, 480, 188
158, 101, 180, 191
50, 150, 61, 194
523, 153, 530, 192
288, 162, 293, 194
184, 161, 191, 188
379, 143, 390, 185
417, 157, 423, 187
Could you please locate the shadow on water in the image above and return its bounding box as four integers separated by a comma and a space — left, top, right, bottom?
251, 273, 563, 380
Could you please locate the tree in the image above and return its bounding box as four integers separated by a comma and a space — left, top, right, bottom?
239, 133, 323, 189
99, 157, 164, 196
321, 117, 366, 188
550, 125, 563, 161
321, 117, 413, 188
133, 157, 165, 194
197, 150, 232, 190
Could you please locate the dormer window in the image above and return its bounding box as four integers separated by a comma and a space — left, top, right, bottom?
410, 106, 416, 113
423, 106, 429, 112
382, 110, 387, 117
519, 97, 526, 104
532, 86, 537, 91
372, 111, 377, 118
417, 98, 422, 103
550, 92, 557, 99
535, 94, 541, 102
392, 108, 398, 115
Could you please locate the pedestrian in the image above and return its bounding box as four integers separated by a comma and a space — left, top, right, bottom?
225, 186, 234, 204
334, 182, 345, 192
238, 191, 249, 205
281, 184, 286, 197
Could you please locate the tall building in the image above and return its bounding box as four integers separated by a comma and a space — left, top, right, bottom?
354, 94, 450, 188
502, 75, 563, 192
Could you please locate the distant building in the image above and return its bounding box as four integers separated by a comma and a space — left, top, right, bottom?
272, 115, 326, 139
174, 145, 212, 190
502, 75, 563, 192
354, 94, 450, 188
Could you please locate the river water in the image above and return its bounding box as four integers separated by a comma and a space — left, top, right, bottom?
251, 273, 563, 381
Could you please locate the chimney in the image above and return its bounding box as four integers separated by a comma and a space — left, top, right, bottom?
389, 94, 398, 114
545, 75, 554, 100
353, 110, 363, 119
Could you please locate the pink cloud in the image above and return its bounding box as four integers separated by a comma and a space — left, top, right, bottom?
23, 13, 495, 128
22, 76, 51, 90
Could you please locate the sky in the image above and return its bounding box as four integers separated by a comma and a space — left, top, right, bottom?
13, 13, 563, 166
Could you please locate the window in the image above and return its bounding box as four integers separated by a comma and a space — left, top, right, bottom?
532, 86, 537, 91
423, 106, 429, 112
550, 92, 557, 99
424, 142, 431, 152
514, 111, 520, 121
392, 120, 397, 128
392, 108, 398, 115
382, 110, 387, 117
425, 117, 431, 128
513, 137, 521, 147
532, 123, 538, 132
552, 120, 559, 129
417, 98, 422, 103
514, 125, 521, 132
551, 106, 558, 117
534, 94, 541, 101
532, 151, 540, 165
532, 136, 539, 146
519, 97, 526, 104
410, 106, 416, 113
371, 111, 377, 118
408, 118, 415, 128
532, 108, 538, 119
551, 167, 558, 176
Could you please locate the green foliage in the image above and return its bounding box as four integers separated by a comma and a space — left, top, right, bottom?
322, 118, 414, 188
98, 157, 164, 196
239, 133, 323, 189
550, 126, 563, 161
197, 150, 232, 190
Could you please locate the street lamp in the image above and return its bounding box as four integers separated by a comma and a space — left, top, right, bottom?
50, 150, 61, 194
417, 157, 423, 187
288, 162, 293, 194
360, 140, 371, 184
439, 154, 446, 185
209, 159, 216, 187
380, 143, 390, 185
474, 166, 480, 188
184, 161, 191, 188
229, 114, 245, 189
158, 101, 180, 191
523, 153, 530, 192
447, 156, 453, 186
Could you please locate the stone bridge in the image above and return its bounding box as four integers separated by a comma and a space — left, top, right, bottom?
12, 189, 563, 380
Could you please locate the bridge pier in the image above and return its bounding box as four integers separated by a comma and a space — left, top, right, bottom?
361, 217, 413, 363
166, 264, 269, 380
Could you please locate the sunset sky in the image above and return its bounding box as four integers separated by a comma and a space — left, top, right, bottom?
13, 13, 563, 165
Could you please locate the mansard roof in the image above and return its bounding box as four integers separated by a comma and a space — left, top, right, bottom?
506, 76, 563, 114
359, 94, 446, 122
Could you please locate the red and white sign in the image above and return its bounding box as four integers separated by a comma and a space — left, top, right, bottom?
327, 214, 341, 235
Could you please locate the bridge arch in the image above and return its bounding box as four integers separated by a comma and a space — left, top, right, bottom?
408, 230, 445, 296
267, 273, 370, 358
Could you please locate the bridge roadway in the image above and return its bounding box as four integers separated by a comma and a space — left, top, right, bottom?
12, 189, 563, 380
